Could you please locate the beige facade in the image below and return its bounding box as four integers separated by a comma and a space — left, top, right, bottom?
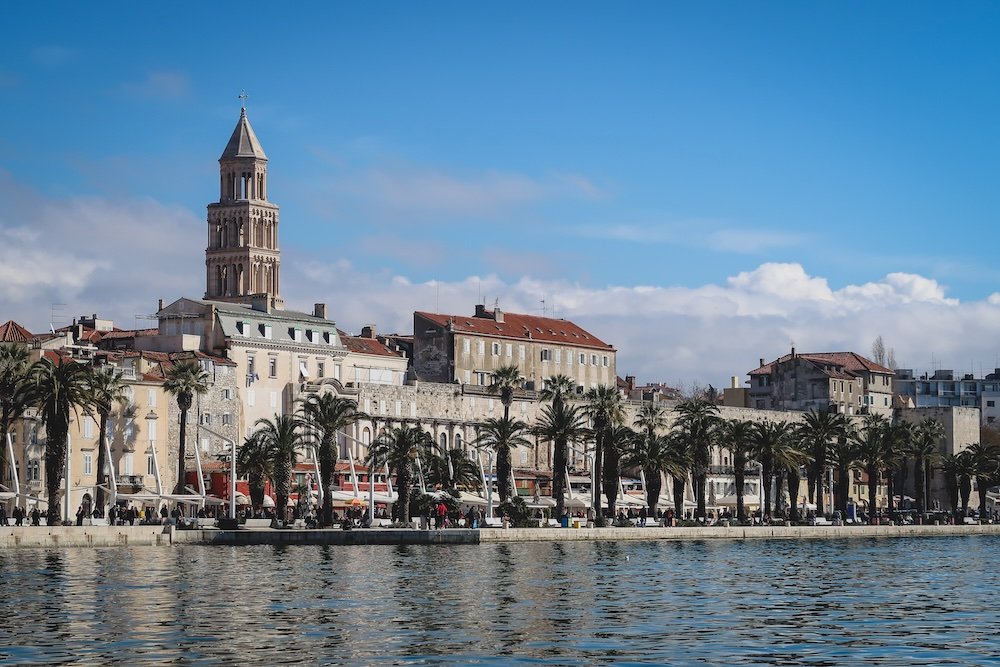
413, 305, 617, 393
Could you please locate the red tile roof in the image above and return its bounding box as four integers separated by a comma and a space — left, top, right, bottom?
99, 329, 158, 340
416, 310, 614, 350
337, 330, 404, 358
749, 352, 893, 377
0, 320, 32, 343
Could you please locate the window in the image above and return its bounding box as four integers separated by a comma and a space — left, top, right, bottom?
222, 413, 232, 426
269, 357, 277, 378
291, 328, 302, 342
519, 345, 525, 360
247, 355, 256, 377
247, 390, 255, 407
262, 324, 272, 339
270, 391, 278, 408
83, 453, 92, 476
541, 349, 552, 362
123, 453, 134, 476
555, 349, 561, 364
148, 456, 156, 475
202, 412, 212, 426
520, 449, 528, 464
236, 321, 246, 336
477, 340, 485, 355
492, 342, 501, 356
439, 433, 448, 449
28, 460, 40, 481
505, 343, 512, 357
567, 351, 573, 366
147, 389, 156, 408
222, 388, 232, 400
463, 339, 470, 354
334, 365, 341, 381
201, 437, 209, 453
579, 353, 586, 365
988, 400, 996, 408
83, 417, 94, 439
317, 361, 325, 378
602, 356, 608, 367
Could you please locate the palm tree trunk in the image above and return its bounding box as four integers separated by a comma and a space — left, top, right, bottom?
735, 465, 746, 523
45, 432, 67, 525
603, 449, 619, 520
886, 470, 896, 517
593, 425, 605, 525
95, 412, 109, 513
552, 436, 567, 519
319, 435, 334, 527
960, 477, 971, 516
497, 442, 512, 502
396, 465, 411, 523
644, 467, 660, 515
837, 464, 850, 514
867, 471, 878, 525
914, 458, 924, 514
672, 474, 685, 520
978, 478, 989, 518
787, 469, 801, 522
175, 407, 188, 495
761, 459, 773, 518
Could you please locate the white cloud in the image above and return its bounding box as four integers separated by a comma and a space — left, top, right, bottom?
0, 172, 202, 330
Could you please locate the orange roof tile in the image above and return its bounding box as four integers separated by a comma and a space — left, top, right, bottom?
416, 310, 614, 350
0, 320, 32, 343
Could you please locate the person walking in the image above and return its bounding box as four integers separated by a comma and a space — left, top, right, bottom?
30, 507, 40, 526
75, 505, 84, 526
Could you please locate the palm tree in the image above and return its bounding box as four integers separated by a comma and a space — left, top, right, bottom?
83, 366, 128, 513
772, 429, 809, 522
911, 418, 944, 514
252, 414, 302, 524
488, 364, 523, 422
163, 360, 209, 495
717, 419, 755, 522
673, 398, 721, 521
853, 416, 888, 524
966, 441, 1000, 517
625, 430, 690, 516
603, 423, 635, 519
797, 409, 849, 516
0, 344, 30, 489
533, 397, 589, 518
24, 356, 91, 525
476, 417, 532, 502
299, 393, 362, 527
237, 431, 275, 509
752, 420, 793, 518
425, 442, 480, 490
367, 425, 432, 522
585, 384, 625, 525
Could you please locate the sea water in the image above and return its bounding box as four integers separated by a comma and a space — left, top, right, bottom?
1, 536, 998, 665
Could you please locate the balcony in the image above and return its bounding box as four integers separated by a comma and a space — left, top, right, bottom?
117, 474, 145, 487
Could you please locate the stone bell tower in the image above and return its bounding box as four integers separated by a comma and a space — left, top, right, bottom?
204, 96, 283, 308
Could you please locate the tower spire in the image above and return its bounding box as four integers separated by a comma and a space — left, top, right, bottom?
238, 89, 248, 112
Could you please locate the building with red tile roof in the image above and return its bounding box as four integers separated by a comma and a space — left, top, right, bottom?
745, 348, 894, 416
413, 304, 616, 392
0, 320, 33, 344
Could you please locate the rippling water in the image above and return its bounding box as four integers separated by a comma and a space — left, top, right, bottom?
2, 536, 999, 665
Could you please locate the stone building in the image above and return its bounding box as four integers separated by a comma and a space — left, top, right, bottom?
747, 349, 894, 417
413, 304, 617, 393
204, 103, 283, 309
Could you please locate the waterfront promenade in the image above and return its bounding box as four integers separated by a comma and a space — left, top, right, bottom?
3, 522, 1000, 548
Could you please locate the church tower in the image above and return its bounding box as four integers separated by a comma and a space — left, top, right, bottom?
204, 100, 283, 309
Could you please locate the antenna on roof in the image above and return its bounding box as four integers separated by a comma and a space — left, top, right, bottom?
540, 295, 546, 317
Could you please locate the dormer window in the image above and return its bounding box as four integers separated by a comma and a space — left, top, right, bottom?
235, 321, 246, 336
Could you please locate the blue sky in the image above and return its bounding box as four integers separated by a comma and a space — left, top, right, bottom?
3, 3, 1000, 386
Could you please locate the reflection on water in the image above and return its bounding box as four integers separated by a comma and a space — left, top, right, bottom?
2, 536, 1000, 665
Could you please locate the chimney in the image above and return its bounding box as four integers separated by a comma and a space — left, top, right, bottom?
157, 298, 164, 312
493, 307, 504, 323
791, 347, 796, 359
361, 324, 377, 339
314, 303, 327, 319
759, 358, 765, 368
625, 375, 636, 390
731, 375, 740, 389
250, 293, 271, 314
474, 304, 489, 319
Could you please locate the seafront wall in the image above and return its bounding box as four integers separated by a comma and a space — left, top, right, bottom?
0, 525, 172, 548
4, 523, 1000, 548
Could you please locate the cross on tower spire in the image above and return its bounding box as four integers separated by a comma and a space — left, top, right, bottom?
238, 89, 248, 111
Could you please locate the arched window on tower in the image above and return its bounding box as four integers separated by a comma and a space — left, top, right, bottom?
439, 432, 448, 450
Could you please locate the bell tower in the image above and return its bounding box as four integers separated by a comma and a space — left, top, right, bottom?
205, 96, 283, 309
